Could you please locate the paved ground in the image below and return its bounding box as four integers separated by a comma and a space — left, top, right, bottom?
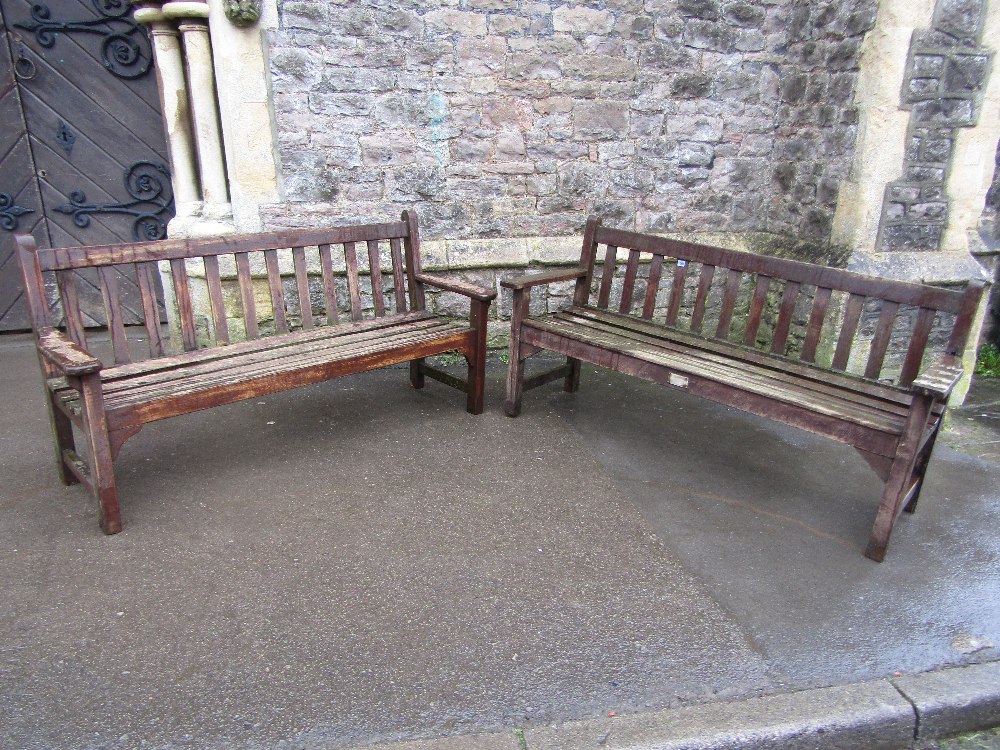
1, 335, 997, 750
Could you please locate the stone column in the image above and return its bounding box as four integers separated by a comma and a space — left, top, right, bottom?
163, 1, 231, 223
133, 2, 201, 220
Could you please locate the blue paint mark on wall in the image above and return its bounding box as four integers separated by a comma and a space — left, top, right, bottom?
428, 93, 449, 165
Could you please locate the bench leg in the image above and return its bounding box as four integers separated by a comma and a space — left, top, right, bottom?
504, 290, 528, 417
864, 395, 933, 562
564, 357, 581, 393
76, 373, 122, 535
46, 391, 79, 486
903, 413, 943, 515
410, 359, 425, 389
466, 299, 489, 415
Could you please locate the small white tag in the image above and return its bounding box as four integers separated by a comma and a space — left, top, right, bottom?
677, 259, 687, 267
669, 373, 689, 388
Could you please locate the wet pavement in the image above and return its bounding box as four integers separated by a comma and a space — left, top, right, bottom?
0, 335, 997, 750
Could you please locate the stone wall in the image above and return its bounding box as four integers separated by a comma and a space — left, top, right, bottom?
266, 0, 877, 247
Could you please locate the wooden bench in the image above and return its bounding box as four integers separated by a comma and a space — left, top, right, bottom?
16, 211, 496, 534
503, 218, 986, 561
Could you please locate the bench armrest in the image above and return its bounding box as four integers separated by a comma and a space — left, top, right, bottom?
414, 272, 497, 302
38, 327, 102, 376
500, 267, 588, 291
911, 355, 964, 399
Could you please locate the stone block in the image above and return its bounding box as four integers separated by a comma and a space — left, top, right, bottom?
560, 55, 637, 82
308, 92, 374, 117
684, 20, 734, 52
552, 6, 612, 34
667, 114, 724, 142
447, 238, 529, 268
322, 67, 396, 93
424, 10, 488, 37
639, 42, 696, 71
489, 15, 530, 35
528, 236, 583, 264
359, 133, 420, 166
671, 73, 713, 99
725, 3, 766, 27
506, 54, 562, 81
456, 36, 508, 76
574, 101, 630, 141
678, 0, 720, 21
677, 141, 715, 167
943, 54, 991, 94
450, 137, 492, 163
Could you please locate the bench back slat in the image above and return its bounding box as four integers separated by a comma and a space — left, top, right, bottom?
98, 266, 131, 364
864, 301, 900, 380
666, 261, 687, 326
136, 262, 166, 357
263, 249, 288, 334
169, 258, 199, 352
16, 214, 428, 366
832, 293, 866, 371
367, 240, 386, 317
291, 247, 313, 331
575, 222, 986, 385
597, 244, 617, 309
744, 274, 771, 347
318, 243, 339, 324
619, 249, 640, 314
899, 307, 936, 387
203, 255, 230, 345
641, 253, 664, 320
235, 252, 259, 340
770, 280, 800, 355
690, 264, 715, 334
56, 270, 88, 348
389, 237, 407, 314
715, 267, 743, 340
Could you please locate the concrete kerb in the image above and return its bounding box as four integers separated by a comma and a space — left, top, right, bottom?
361, 663, 1000, 750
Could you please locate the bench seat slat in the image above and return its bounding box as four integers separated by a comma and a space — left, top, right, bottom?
53, 315, 469, 426
104, 328, 471, 430
523, 313, 908, 440
96, 311, 435, 382
519, 319, 901, 458
547, 310, 912, 421
102, 322, 463, 411
98, 318, 451, 400
568, 306, 913, 407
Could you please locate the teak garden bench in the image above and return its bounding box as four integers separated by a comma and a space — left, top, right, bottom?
503, 218, 986, 561
16, 211, 496, 534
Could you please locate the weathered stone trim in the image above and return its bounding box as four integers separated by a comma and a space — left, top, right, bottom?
877, 0, 993, 251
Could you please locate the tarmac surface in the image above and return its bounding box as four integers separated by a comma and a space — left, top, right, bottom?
0, 334, 998, 750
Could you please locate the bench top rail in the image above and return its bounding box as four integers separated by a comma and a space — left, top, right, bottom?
580, 219, 986, 387
15, 212, 436, 368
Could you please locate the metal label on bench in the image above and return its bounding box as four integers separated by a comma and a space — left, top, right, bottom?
669, 373, 689, 388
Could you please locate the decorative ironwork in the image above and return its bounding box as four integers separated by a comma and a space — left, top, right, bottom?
55, 120, 76, 157
55, 161, 173, 240
0, 194, 34, 231
13, 44, 38, 80
14, 0, 152, 80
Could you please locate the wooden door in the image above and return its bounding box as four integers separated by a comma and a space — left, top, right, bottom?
0, 0, 173, 331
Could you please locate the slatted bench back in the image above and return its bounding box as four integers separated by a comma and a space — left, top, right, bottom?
576, 220, 984, 386
16, 213, 426, 367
